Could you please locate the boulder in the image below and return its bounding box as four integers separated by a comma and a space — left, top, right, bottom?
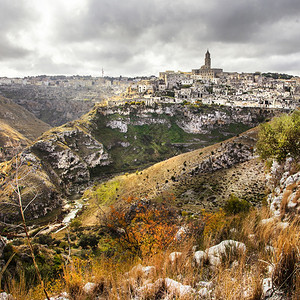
164, 278, 195, 297
169, 252, 182, 263
206, 240, 246, 266
194, 250, 206, 265
198, 287, 210, 298
196, 281, 213, 290
82, 282, 97, 294
194, 240, 246, 267
0, 292, 14, 300
262, 278, 273, 298
129, 264, 156, 278
48, 292, 69, 300
175, 226, 188, 241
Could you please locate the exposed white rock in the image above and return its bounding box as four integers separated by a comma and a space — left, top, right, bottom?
142, 266, 156, 276
20, 152, 39, 163
106, 120, 128, 133
129, 264, 156, 277
48, 292, 69, 300
262, 278, 273, 298
169, 252, 182, 263
277, 222, 289, 230
207, 255, 221, 266
194, 250, 206, 265
164, 278, 195, 297
85, 150, 111, 168
83, 282, 97, 294
197, 281, 213, 290
175, 226, 188, 241
137, 278, 164, 296
261, 217, 276, 225
206, 240, 246, 266
56, 150, 80, 169
133, 118, 168, 127
194, 240, 246, 267
120, 141, 130, 147
0, 292, 14, 300
198, 287, 210, 298
267, 158, 299, 219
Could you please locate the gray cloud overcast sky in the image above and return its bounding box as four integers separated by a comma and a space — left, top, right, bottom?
0, 0, 300, 77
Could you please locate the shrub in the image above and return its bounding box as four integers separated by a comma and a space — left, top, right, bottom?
102, 200, 177, 258
202, 209, 227, 240
69, 219, 82, 232
78, 234, 99, 250
256, 110, 300, 162
224, 194, 251, 215
34, 235, 54, 246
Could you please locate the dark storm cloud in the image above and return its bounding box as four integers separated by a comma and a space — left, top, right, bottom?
0, 0, 34, 60
0, 43, 30, 61
1, 0, 300, 76
203, 0, 300, 43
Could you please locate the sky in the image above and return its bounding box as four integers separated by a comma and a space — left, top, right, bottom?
0, 0, 300, 78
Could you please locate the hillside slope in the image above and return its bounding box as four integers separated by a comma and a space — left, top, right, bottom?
0, 96, 51, 162
81, 127, 266, 225
0, 103, 275, 225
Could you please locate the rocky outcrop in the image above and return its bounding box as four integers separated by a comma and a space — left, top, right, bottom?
99, 104, 274, 137
190, 142, 253, 176
30, 127, 111, 192
266, 158, 300, 219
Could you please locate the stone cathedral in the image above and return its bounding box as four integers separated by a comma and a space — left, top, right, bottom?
192, 50, 223, 80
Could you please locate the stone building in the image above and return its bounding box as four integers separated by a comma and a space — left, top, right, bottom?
192, 50, 223, 81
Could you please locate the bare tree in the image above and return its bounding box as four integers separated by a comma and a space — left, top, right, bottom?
0, 155, 50, 300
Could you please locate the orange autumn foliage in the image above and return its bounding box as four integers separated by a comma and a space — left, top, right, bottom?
104, 200, 177, 258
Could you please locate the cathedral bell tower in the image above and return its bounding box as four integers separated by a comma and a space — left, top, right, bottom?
205, 50, 211, 69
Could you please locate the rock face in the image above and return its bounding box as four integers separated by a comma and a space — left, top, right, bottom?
266, 158, 300, 219
189, 142, 253, 176
0, 103, 275, 224
30, 127, 111, 193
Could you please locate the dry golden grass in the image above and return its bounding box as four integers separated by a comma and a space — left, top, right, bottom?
5, 203, 299, 299
0, 95, 51, 141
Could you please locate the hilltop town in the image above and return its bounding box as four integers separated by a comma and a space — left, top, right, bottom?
1, 51, 299, 111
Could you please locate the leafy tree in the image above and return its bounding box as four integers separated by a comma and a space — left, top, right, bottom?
256, 110, 300, 162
